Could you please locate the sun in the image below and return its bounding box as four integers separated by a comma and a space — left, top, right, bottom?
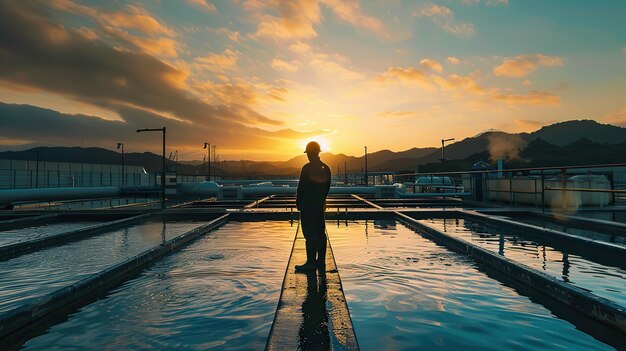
299, 136, 331, 153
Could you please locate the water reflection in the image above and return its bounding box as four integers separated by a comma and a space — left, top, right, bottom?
298, 270, 330, 350
420, 218, 626, 307
330, 220, 614, 350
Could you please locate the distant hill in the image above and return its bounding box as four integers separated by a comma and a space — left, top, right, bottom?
529, 120, 626, 145
1, 119, 624, 176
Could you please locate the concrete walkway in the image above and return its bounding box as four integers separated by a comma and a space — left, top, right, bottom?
266, 224, 359, 350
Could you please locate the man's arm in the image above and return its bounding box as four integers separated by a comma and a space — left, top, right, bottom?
296, 165, 306, 211
323, 163, 331, 196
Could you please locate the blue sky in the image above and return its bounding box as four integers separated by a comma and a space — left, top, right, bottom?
0, 0, 624, 160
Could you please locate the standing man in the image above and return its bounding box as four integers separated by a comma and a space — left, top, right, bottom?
295, 141, 331, 271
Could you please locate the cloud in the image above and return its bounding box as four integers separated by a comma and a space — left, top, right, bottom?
434, 74, 484, 94
51, 0, 175, 36
377, 110, 432, 119
461, 0, 508, 5
253, 0, 322, 40
309, 56, 363, 80
623, 46, 626, 53
447, 56, 461, 65
49, 0, 180, 57
193, 49, 240, 72
187, 0, 217, 12
491, 91, 561, 106
271, 59, 300, 72
0, 103, 327, 158
319, 0, 387, 38
485, 0, 509, 6
207, 27, 241, 42
413, 5, 475, 36
375, 67, 429, 86
289, 41, 311, 53
250, 0, 386, 40
374, 65, 560, 106
0, 0, 315, 158
493, 54, 563, 77
419, 58, 443, 72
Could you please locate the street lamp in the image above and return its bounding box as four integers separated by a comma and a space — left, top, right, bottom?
117, 143, 125, 187
364, 146, 368, 187
203, 142, 210, 181
137, 127, 166, 209
440, 138, 455, 162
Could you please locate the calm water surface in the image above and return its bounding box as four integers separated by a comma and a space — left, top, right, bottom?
0, 221, 203, 313
419, 218, 626, 307
23, 221, 295, 350
0, 221, 101, 246
329, 220, 613, 350
502, 215, 626, 245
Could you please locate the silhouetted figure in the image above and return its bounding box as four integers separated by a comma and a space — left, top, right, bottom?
295, 141, 331, 271
298, 270, 330, 350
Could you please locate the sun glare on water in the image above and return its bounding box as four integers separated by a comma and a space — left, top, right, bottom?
299, 137, 331, 153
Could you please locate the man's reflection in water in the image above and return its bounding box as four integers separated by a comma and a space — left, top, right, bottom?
298, 269, 330, 350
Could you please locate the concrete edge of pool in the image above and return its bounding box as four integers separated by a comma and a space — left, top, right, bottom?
266, 224, 359, 351
0, 214, 58, 231
0, 214, 230, 344
394, 212, 626, 335
0, 213, 152, 261
456, 209, 626, 266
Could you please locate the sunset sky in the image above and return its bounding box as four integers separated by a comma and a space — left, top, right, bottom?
0, 0, 625, 161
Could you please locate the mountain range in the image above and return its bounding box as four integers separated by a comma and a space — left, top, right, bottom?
1, 119, 625, 176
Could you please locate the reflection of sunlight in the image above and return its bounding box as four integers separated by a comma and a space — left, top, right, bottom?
300, 136, 331, 153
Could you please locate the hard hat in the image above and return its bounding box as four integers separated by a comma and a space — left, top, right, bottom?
304, 141, 321, 154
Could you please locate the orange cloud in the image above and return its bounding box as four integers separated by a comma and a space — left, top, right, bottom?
289, 41, 311, 53
319, 0, 387, 37
413, 5, 475, 36
187, 0, 217, 12
272, 59, 300, 72
493, 54, 563, 77
254, 0, 321, 40
310, 56, 363, 80
193, 49, 240, 72
51, 1, 174, 36
491, 91, 560, 106
447, 56, 461, 65
376, 67, 428, 85
250, 0, 386, 40
420, 58, 443, 72
435, 74, 484, 94
207, 27, 241, 42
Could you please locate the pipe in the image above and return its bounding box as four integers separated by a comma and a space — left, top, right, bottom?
0, 187, 120, 207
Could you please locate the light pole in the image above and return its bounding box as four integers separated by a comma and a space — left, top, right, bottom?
203, 142, 210, 181
440, 138, 455, 162
137, 127, 166, 209
117, 143, 125, 187
364, 146, 368, 187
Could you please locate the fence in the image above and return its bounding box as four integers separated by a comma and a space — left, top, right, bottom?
0, 159, 151, 189
395, 163, 626, 210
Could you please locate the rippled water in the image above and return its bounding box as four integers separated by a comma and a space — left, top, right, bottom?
502, 215, 626, 245
23, 221, 295, 351
329, 220, 612, 350
0, 221, 101, 246
0, 221, 203, 314
419, 218, 626, 307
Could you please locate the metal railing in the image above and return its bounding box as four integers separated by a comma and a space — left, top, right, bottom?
395, 162, 626, 211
